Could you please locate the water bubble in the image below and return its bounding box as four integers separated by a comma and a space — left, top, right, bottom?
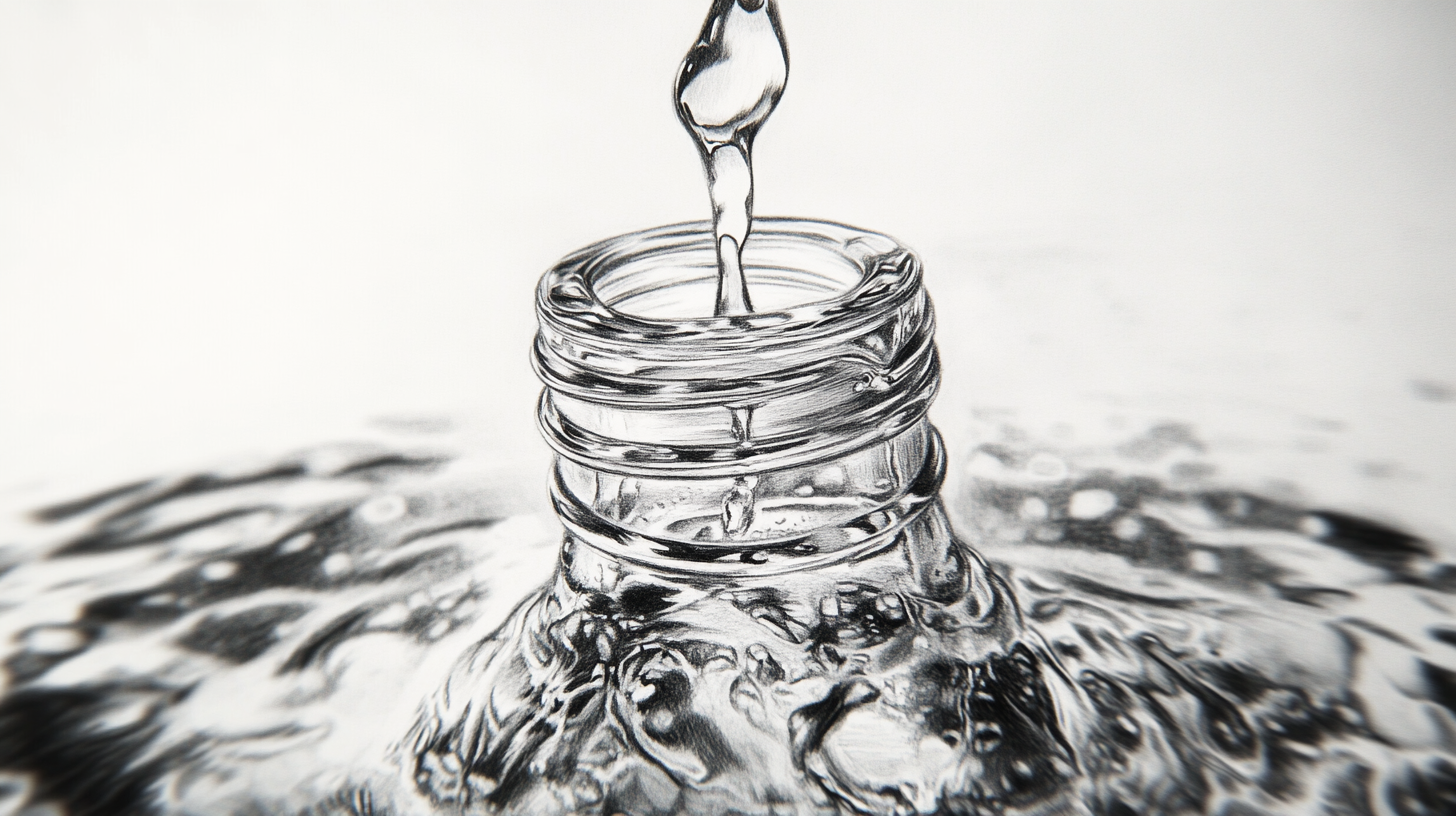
1299, 514, 1333, 538
1019, 496, 1050, 521
320, 553, 353, 577
199, 561, 238, 581
1112, 515, 1143, 540
277, 532, 315, 554
873, 594, 905, 623
1068, 489, 1118, 519
1188, 549, 1220, 574
370, 603, 410, 628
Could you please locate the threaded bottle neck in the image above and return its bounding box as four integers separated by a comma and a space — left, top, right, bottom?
532, 219, 940, 479
533, 219, 946, 577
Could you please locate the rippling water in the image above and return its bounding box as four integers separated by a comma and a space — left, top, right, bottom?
1, 421, 1453, 815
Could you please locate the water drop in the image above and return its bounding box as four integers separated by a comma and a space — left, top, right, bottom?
1068, 489, 1118, 520
1188, 549, 1220, 574
675, 0, 788, 315
722, 475, 759, 539
277, 531, 315, 554
321, 553, 353, 578
729, 405, 755, 448
200, 561, 238, 581
1019, 496, 1050, 522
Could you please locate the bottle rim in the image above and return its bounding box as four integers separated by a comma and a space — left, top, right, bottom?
535, 218, 918, 350
532, 218, 940, 476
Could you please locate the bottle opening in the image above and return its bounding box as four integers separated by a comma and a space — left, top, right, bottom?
533, 218, 939, 479
592, 227, 866, 319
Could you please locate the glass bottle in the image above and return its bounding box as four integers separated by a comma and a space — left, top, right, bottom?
409, 219, 1076, 815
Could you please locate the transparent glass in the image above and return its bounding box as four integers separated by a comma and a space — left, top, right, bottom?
406, 220, 1073, 815
1, 218, 1446, 815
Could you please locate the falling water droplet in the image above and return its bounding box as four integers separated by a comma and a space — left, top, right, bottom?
675, 0, 788, 315
729, 405, 755, 448
723, 475, 760, 539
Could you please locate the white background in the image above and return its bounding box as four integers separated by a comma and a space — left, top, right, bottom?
1, 2, 1453, 537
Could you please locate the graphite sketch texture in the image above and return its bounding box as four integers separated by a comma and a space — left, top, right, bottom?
1, 2, 1454, 815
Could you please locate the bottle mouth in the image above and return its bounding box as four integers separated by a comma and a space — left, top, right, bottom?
589, 221, 867, 318
533, 218, 940, 477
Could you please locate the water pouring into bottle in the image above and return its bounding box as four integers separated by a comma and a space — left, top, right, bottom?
403, 4, 1456, 813
2, 3, 1454, 815
674, 0, 788, 317
407, 2, 1079, 811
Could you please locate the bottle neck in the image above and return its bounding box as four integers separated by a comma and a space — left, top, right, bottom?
532, 219, 945, 584
550, 418, 947, 580
532, 219, 938, 480
404, 220, 1052, 815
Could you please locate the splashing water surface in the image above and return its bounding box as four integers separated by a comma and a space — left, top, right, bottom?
3, 3, 1452, 814
1, 414, 1454, 816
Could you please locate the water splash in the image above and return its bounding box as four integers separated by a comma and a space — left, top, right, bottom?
2, 429, 1454, 814
1, 1, 1451, 809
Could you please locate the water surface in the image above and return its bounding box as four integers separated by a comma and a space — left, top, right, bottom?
1, 419, 1452, 815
